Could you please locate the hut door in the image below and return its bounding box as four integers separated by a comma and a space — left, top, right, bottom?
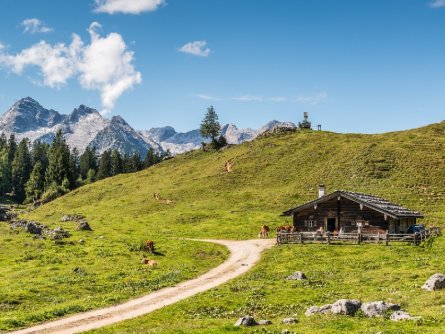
326, 218, 336, 232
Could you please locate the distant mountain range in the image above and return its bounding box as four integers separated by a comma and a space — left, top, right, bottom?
0, 97, 297, 156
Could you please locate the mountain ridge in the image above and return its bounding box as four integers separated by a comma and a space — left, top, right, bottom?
0, 97, 297, 156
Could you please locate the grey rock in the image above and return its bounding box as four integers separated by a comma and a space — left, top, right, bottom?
361, 301, 400, 317
390, 311, 420, 321
281, 317, 298, 324
257, 319, 271, 325
234, 316, 256, 327
331, 299, 361, 315
422, 273, 445, 291
26, 222, 44, 234
305, 304, 332, 316
286, 271, 307, 280
79, 239, 85, 244
77, 221, 93, 231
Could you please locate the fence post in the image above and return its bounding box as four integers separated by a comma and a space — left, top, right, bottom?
357, 233, 361, 245
413, 233, 417, 246
327, 232, 331, 245
385, 233, 389, 246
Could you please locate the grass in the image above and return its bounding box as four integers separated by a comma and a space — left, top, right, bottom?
0, 224, 227, 331
88, 237, 445, 333
1, 121, 445, 332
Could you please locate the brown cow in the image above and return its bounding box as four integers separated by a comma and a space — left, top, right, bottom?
141, 259, 158, 267
146, 240, 154, 254
258, 225, 270, 238
276, 225, 294, 233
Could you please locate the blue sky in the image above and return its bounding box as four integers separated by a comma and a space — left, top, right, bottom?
0, 0, 444, 133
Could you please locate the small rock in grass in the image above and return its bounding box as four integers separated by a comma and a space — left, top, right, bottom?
331, 299, 361, 316
99, 235, 104, 239
422, 273, 445, 291
286, 271, 307, 280
361, 301, 400, 317
390, 311, 420, 321
234, 315, 256, 327
305, 304, 332, 316
77, 221, 93, 231
282, 317, 298, 324
79, 239, 85, 244
257, 319, 271, 325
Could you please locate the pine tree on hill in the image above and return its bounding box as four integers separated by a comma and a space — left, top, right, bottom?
199, 106, 221, 143
25, 161, 44, 201
111, 149, 123, 176
45, 130, 72, 191
97, 150, 112, 180
11, 138, 32, 202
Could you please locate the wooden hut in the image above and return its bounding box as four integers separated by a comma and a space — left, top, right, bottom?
282, 187, 423, 234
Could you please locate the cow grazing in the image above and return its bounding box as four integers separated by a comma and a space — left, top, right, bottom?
259, 225, 270, 238
146, 240, 154, 254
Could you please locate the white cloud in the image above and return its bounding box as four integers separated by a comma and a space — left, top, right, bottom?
430, 0, 445, 7
94, 0, 166, 14
231, 95, 263, 102
179, 41, 211, 57
22, 18, 53, 34
268, 96, 288, 102
0, 22, 141, 112
193, 94, 221, 101
293, 91, 327, 105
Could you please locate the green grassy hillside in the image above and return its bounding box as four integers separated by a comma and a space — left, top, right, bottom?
2, 121, 445, 332
27, 121, 445, 236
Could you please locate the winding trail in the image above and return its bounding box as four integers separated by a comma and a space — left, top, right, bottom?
11, 239, 275, 334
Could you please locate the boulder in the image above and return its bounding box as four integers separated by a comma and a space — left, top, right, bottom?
281, 317, 298, 324
361, 301, 400, 317
331, 299, 361, 316
234, 316, 256, 327
257, 319, 272, 325
26, 222, 43, 235
305, 304, 332, 316
77, 221, 93, 231
286, 271, 307, 280
422, 273, 445, 291
52, 227, 70, 239
390, 311, 419, 321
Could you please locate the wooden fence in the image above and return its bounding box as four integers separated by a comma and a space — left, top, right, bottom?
276, 227, 441, 246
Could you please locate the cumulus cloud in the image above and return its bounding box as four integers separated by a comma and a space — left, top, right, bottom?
94, 0, 166, 14
293, 92, 327, 105
179, 41, 211, 57
429, 0, 445, 7
22, 18, 53, 34
0, 22, 141, 112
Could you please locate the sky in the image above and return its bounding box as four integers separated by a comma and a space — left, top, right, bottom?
0, 0, 444, 133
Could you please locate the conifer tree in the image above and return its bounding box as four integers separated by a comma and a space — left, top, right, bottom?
97, 150, 112, 180
45, 130, 72, 190
80, 146, 97, 179
25, 161, 44, 200
111, 149, 123, 175
11, 138, 32, 201
199, 106, 221, 142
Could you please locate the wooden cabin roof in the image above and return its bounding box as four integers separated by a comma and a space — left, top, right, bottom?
282, 190, 424, 219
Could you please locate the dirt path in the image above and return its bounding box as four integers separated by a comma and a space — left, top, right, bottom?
11, 239, 275, 334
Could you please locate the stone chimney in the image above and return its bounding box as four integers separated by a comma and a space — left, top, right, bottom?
318, 184, 326, 198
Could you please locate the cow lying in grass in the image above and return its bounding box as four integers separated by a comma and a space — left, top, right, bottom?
141, 258, 158, 267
